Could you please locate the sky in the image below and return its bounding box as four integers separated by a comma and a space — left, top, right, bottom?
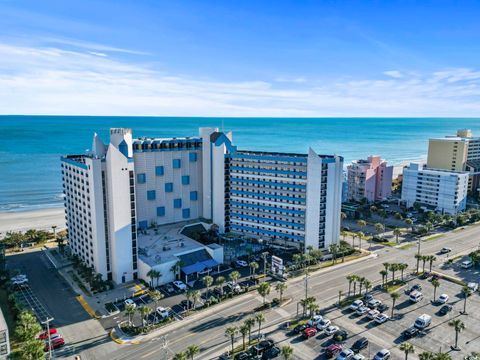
1, 0, 480, 117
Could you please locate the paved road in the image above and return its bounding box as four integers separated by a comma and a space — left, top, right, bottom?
103, 223, 480, 360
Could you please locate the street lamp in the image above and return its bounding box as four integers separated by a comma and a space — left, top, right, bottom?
304, 270, 310, 301
42, 317, 54, 360
262, 252, 268, 275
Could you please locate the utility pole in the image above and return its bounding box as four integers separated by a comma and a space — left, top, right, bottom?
262, 252, 268, 275
417, 239, 421, 256
42, 317, 54, 360
304, 270, 310, 301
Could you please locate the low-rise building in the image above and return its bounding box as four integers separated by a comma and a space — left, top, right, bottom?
401, 163, 468, 214
0, 308, 10, 359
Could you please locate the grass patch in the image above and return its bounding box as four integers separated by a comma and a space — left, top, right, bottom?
287, 318, 308, 330
398, 243, 416, 250
231, 339, 260, 357
424, 234, 444, 241
385, 281, 406, 293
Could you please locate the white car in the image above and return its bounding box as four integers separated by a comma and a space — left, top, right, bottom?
226, 281, 241, 292
356, 306, 369, 316
173, 280, 187, 290
156, 306, 169, 319
367, 309, 380, 320
374, 313, 389, 324
437, 294, 449, 304
307, 315, 323, 327
440, 247, 452, 254
467, 282, 479, 292
367, 299, 382, 309
374, 349, 391, 360
236, 260, 248, 267
336, 349, 354, 360
353, 355, 365, 360
316, 318, 331, 330
461, 260, 473, 269
324, 325, 339, 336
124, 299, 136, 308
349, 300, 363, 311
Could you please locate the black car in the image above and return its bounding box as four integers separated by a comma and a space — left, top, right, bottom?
235, 352, 250, 360
180, 300, 194, 309
402, 327, 419, 339
405, 284, 422, 294
351, 337, 368, 352
332, 329, 348, 342
377, 303, 389, 312
253, 339, 275, 354
293, 324, 307, 334
439, 304, 453, 315
262, 346, 280, 359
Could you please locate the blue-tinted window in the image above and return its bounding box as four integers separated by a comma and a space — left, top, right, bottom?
157, 206, 165, 217
189, 152, 197, 162
182, 175, 190, 185
155, 166, 164, 176
173, 159, 181, 168
173, 198, 182, 208
165, 183, 173, 192
139, 220, 148, 230
147, 190, 156, 200
182, 208, 190, 219
137, 173, 146, 184
190, 191, 198, 201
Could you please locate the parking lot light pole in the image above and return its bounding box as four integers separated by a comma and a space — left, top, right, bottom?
42, 317, 54, 360
304, 270, 310, 301
262, 252, 268, 275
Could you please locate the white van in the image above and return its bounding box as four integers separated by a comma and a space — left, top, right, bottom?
409, 291, 424, 303
414, 314, 432, 329
461, 260, 473, 269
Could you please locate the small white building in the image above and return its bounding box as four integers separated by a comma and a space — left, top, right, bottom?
401, 163, 469, 214
0, 308, 10, 359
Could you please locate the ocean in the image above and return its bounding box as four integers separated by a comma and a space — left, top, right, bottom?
1, 116, 480, 213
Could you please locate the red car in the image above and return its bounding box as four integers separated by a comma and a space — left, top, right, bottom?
44, 337, 65, 352
303, 327, 317, 338
326, 343, 343, 358
38, 328, 57, 340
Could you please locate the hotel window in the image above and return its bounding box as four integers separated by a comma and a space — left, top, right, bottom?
157, 206, 165, 217
182, 208, 190, 218
137, 173, 146, 184
165, 183, 173, 192
182, 175, 190, 185
155, 166, 164, 176
189, 152, 198, 162
173, 159, 181, 168
174, 198, 182, 208
139, 220, 148, 230
190, 191, 198, 201
147, 190, 156, 200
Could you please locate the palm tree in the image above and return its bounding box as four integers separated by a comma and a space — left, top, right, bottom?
400, 342, 415, 360
229, 271, 241, 285
170, 261, 184, 280
358, 277, 366, 295
190, 289, 201, 310
202, 275, 214, 299
393, 227, 402, 243
428, 255, 437, 272
150, 290, 163, 323
399, 263, 408, 281
461, 286, 472, 314
239, 324, 249, 350
431, 279, 440, 302
415, 254, 422, 273
307, 302, 320, 317
351, 275, 359, 295
390, 291, 400, 318
125, 303, 136, 326
146, 269, 160, 288
433, 353, 452, 360
363, 279, 372, 294
380, 270, 388, 288
356, 219, 367, 232
405, 218, 414, 232
374, 223, 385, 238
421, 255, 428, 273
139, 306, 152, 330
275, 283, 287, 303
225, 326, 238, 353
244, 318, 255, 343
255, 313, 265, 339
448, 319, 465, 350
389, 263, 398, 283
351, 232, 357, 248
357, 231, 365, 250
215, 276, 226, 296
346, 275, 355, 296
418, 352, 435, 360
173, 352, 187, 360
281, 345, 294, 360
329, 244, 339, 264
257, 282, 271, 305
185, 345, 200, 360
249, 261, 259, 276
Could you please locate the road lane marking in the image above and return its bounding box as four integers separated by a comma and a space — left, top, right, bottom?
140, 349, 158, 358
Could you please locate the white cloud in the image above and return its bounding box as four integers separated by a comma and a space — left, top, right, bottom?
383, 70, 403, 78
0, 42, 480, 117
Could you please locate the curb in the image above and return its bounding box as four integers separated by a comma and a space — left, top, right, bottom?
110, 327, 142, 345
76, 295, 101, 319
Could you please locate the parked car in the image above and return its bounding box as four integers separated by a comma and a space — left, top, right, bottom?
226, 281, 241, 292
402, 326, 419, 339
367, 309, 380, 320
293, 323, 307, 334
303, 327, 317, 338
351, 337, 368, 353
156, 307, 169, 319
38, 328, 57, 340
262, 346, 280, 359
440, 247, 452, 254
44, 337, 65, 352
336, 349, 354, 360
374, 313, 389, 324
355, 306, 369, 316
316, 318, 331, 330
332, 329, 348, 342
414, 314, 432, 329
324, 325, 339, 336
253, 339, 275, 354
124, 299, 136, 308
353, 355, 365, 360
235, 352, 252, 360
326, 344, 343, 358
409, 291, 424, 303
173, 280, 187, 290
363, 293, 374, 302
437, 294, 449, 304
467, 282, 479, 292
461, 260, 473, 269
367, 299, 382, 309
165, 283, 175, 293
405, 284, 422, 294
439, 304, 453, 315
373, 349, 390, 360
236, 260, 248, 267
307, 315, 323, 327
377, 303, 389, 312
180, 300, 193, 309
349, 300, 363, 311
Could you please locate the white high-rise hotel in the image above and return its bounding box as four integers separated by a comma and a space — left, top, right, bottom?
62, 127, 343, 283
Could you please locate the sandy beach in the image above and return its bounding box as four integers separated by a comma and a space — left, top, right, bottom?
0, 208, 66, 235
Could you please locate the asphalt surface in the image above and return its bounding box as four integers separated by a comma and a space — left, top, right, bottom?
104, 223, 480, 360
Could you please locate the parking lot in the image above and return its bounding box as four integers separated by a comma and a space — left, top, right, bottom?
288, 276, 480, 358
